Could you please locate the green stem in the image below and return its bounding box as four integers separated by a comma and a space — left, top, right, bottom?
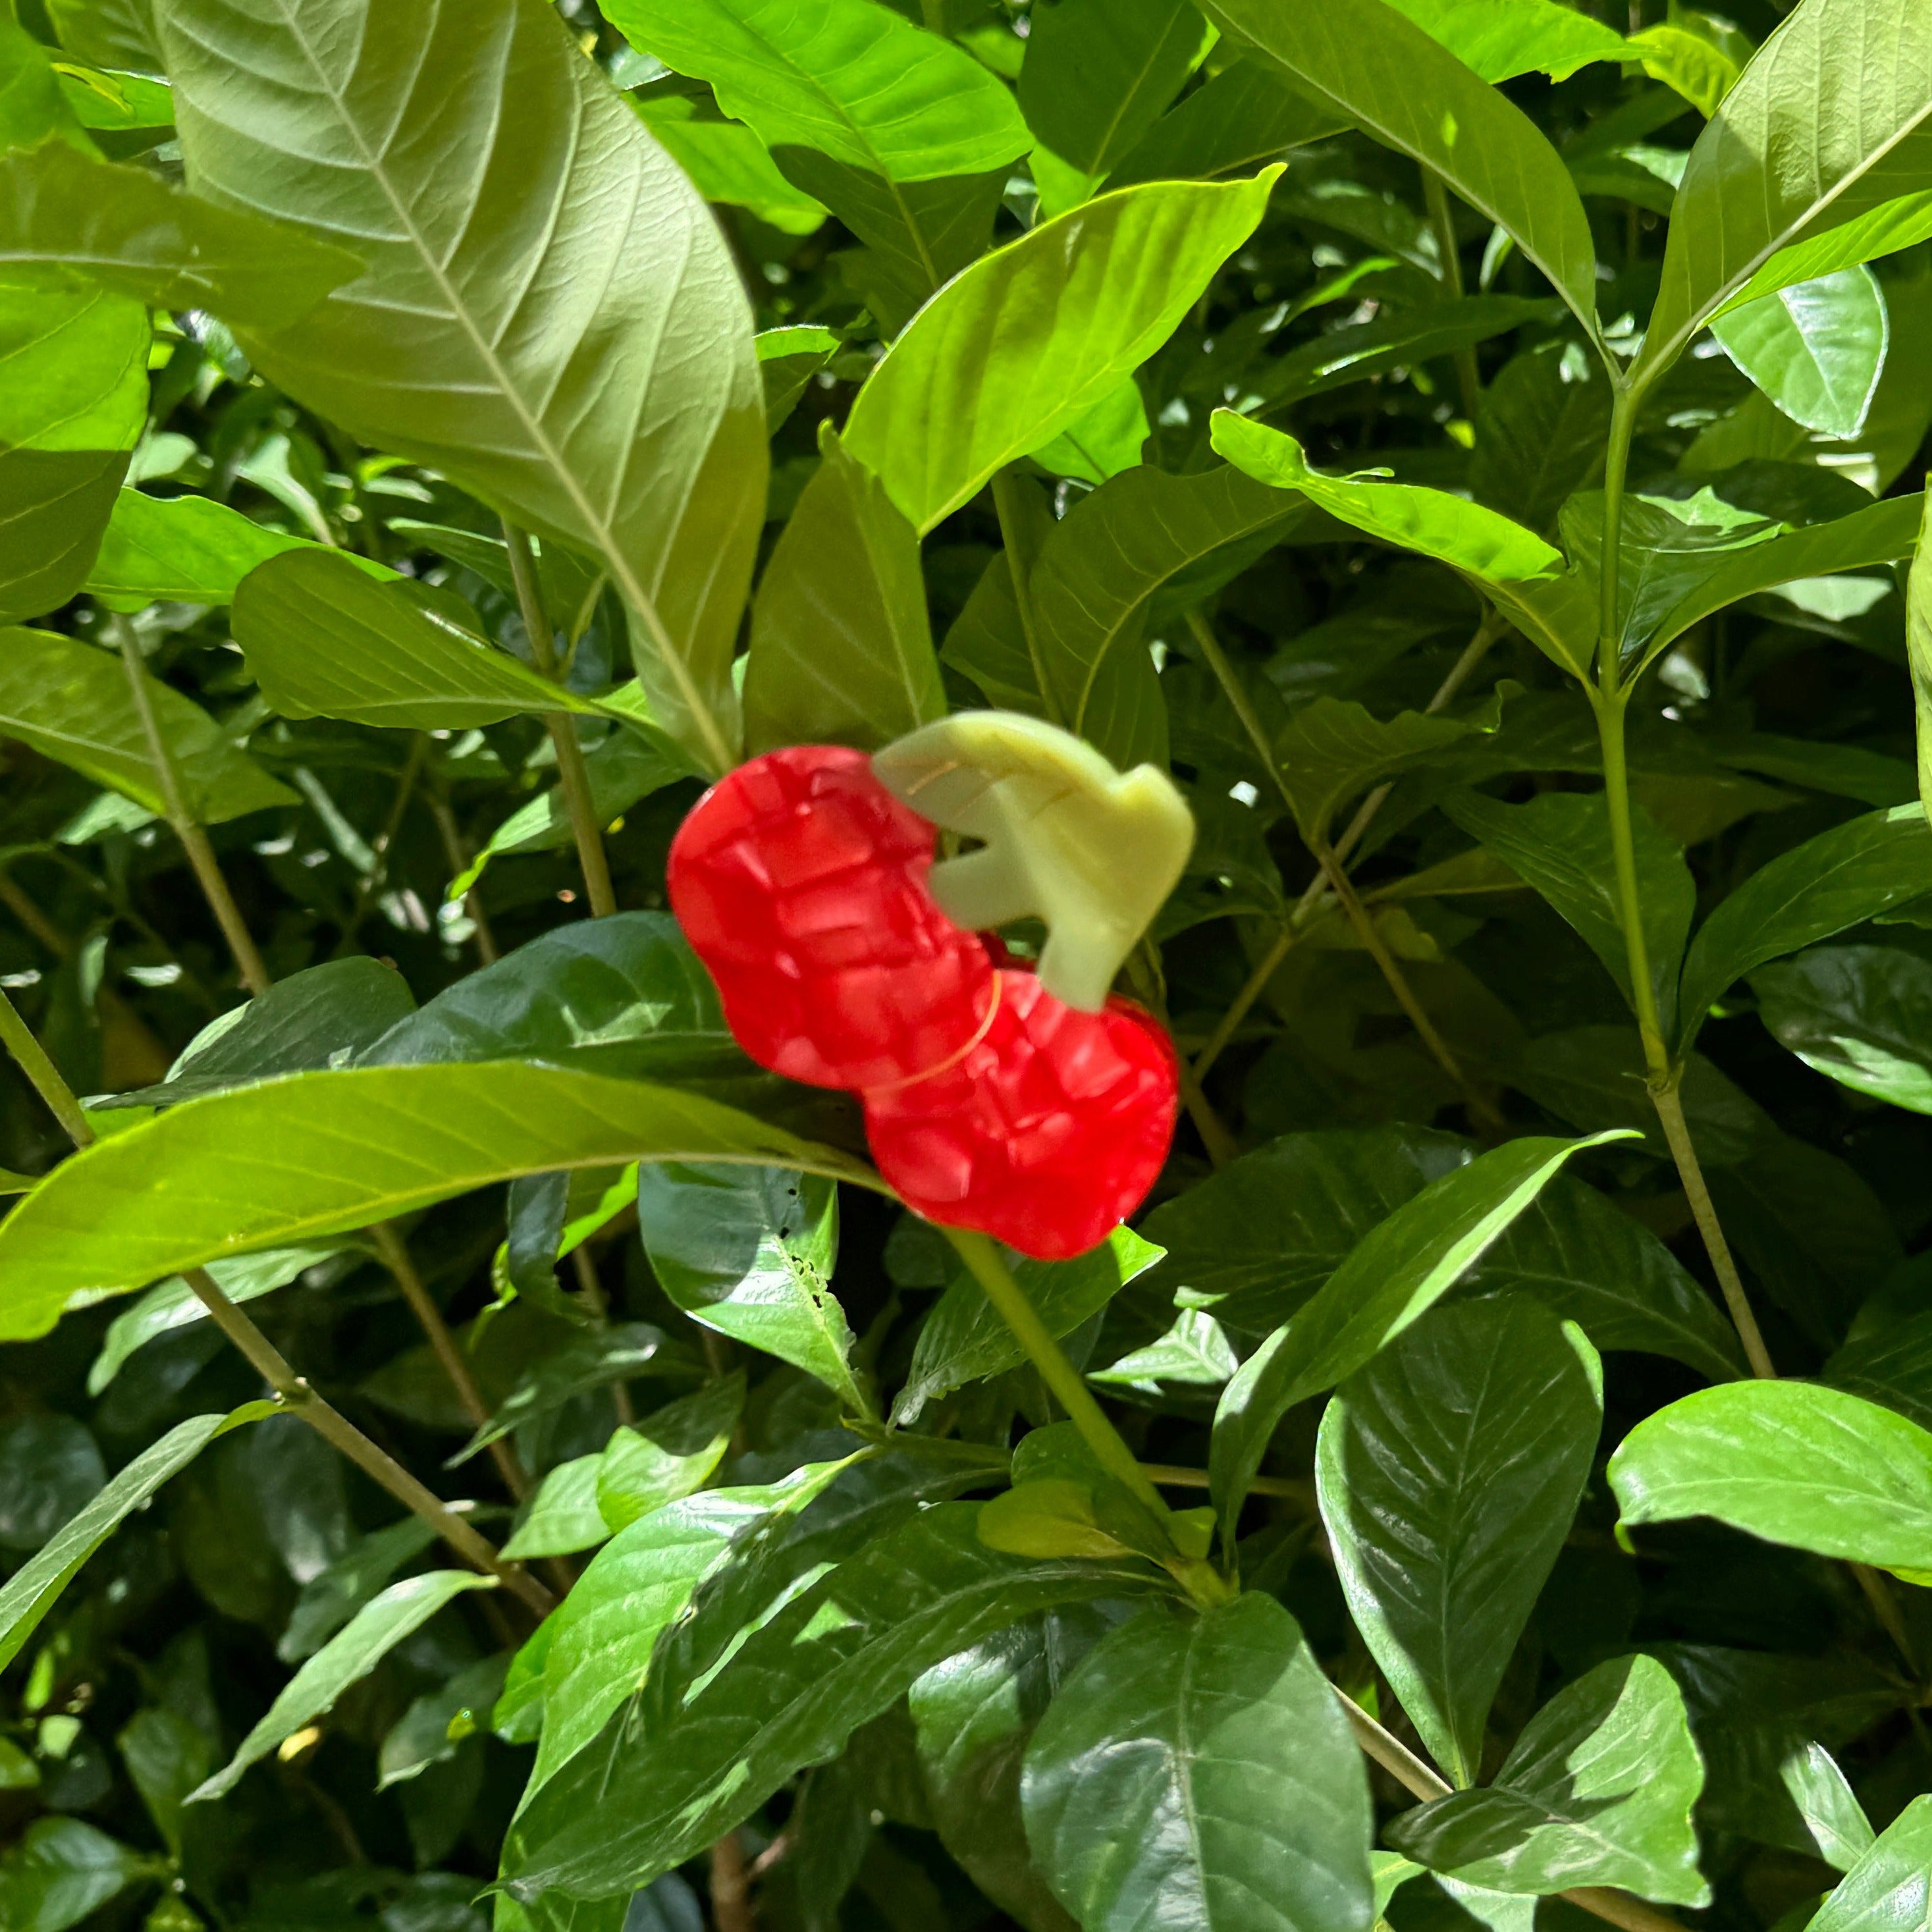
1420, 168, 1482, 422
1590, 389, 1773, 1379
503, 521, 617, 918
990, 468, 1063, 728
111, 616, 271, 996
0, 989, 552, 1614
942, 1228, 1168, 1517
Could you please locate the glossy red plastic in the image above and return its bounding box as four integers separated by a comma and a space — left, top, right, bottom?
861, 969, 1179, 1261
667, 745, 992, 1089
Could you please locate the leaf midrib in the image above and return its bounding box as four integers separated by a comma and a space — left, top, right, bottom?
253, 0, 736, 771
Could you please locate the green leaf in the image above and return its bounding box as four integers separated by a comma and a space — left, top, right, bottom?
844, 173, 1279, 535
0, 1817, 155, 1932
596, 1380, 742, 1533
1027, 377, 1150, 488
1208, 1132, 1630, 1534
1636, 0, 1932, 387
1809, 1794, 1932, 1932
1717, 190, 1932, 318
0, 1061, 873, 1341
1385, 1655, 1708, 1904
896, 1227, 1164, 1423
1029, 462, 1295, 769
1018, 0, 1204, 211
1638, 490, 1923, 672
1137, 1126, 1468, 1345
190, 1569, 497, 1803
743, 429, 944, 755
279, 1515, 442, 1663
631, 97, 828, 236
1443, 789, 1694, 1035
235, 549, 601, 731
0, 626, 296, 824
636, 1163, 867, 1415
83, 489, 319, 609
1021, 1594, 1373, 1932
516, 1455, 876, 1792
502, 1505, 1160, 1901
118, 1709, 215, 1864
0, 1403, 270, 1673
0, 1415, 103, 1552
1468, 342, 1613, 533
450, 1325, 673, 1466
1272, 693, 1505, 847
99, 955, 416, 1110
1378, 0, 1628, 82
502, 1457, 612, 1564
1913, 489, 1932, 828
911, 1613, 1104, 1932
90, 1243, 356, 1396
1752, 944, 1932, 1113
159, 0, 765, 778
1461, 1174, 1746, 1382
1675, 804, 1932, 1054
1824, 1312, 1932, 1434
1709, 267, 1890, 439
605, 0, 1026, 324
0, 445, 128, 626
1091, 1309, 1239, 1389
1195, 0, 1601, 335
0, 136, 360, 325
1105, 58, 1349, 192
1609, 1379, 1932, 1578
1316, 1297, 1603, 1785
757, 323, 839, 431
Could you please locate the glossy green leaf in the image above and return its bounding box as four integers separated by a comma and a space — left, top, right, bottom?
1637, 0, 1932, 386
1209, 1132, 1630, 1535
450, 1326, 672, 1466
502, 1505, 1160, 1901
911, 1612, 1107, 1932
83, 489, 318, 609
159, 0, 765, 778
0, 134, 360, 325
1718, 190, 1932, 317
90, 1242, 356, 1396
0, 1061, 872, 1341
1105, 59, 1349, 191
1019, 0, 1204, 211
1824, 1313, 1932, 1434
1443, 789, 1694, 1035
595, 1378, 742, 1532
635, 1163, 867, 1414
1378, 0, 1628, 82
1710, 267, 1890, 439
0, 1817, 156, 1932
0, 446, 129, 626
99, 955, 416, 1110
1809, 1794, 1932, 1932
0, 626, 296, 824
1029, 462, 1295, 769
0, 1403, 270, 1673
1675, 804, 1932, 1054
1752, 944, 1932, 1113
1091, 1310, 1238, 1389
279, 1515, 442, 1662
190, 1570, 498, 1802
605, 0, 1026, 324
896, 1227, 1164, 1424
1609, 1379, 1932, 1578
1385, 1655, 1708, 1904
631, 97, 827, 236
1316, 1297, 1602, 1785
502, 1457, 611, 1564
844, 173, 1279, 535
234, 550, 597, 731
1021, 1596, 1374, 1932
1196, 0, 1600, 335
743, 429, 944, 755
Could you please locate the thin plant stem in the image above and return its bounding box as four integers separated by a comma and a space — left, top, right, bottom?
1142, 1463, 1314, 1507
0, 986, 552, 1615
111, 615, 271, 996
1589, 392, 1773, 1379
709, 1830, 756, 1932
502, 520, 617, 917
1189, 614, 1505, 1090
371, 1223, 531, 1501
1420, 169, 1482, 421
1185, 608, 1493, 1121
991, 467, 1063, 728
1337, 1694, 1684, 1932
345, 733, 429, 936
941, 1228, 1232, 1605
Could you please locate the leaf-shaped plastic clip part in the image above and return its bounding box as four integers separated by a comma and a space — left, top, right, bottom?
871, 711, 1194, 1011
